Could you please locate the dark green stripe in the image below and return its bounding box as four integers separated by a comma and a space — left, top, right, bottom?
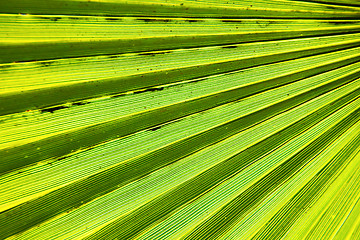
0, 71, 358, 239
1, 0, 358, 19
252, 125, 360, 240
84, 91, 360, 240
1, 39, 360, 115
1, 54, 359, 176
185, 106, 360, 240
1, 27, 360, 64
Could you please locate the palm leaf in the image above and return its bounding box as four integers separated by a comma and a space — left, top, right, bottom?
1, 0, 360, 239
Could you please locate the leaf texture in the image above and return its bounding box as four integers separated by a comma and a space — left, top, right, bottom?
0, 0, 360, 239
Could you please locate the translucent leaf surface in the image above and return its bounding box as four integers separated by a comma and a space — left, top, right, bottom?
1, 0, 360, 239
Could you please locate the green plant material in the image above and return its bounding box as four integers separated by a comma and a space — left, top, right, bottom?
1, 1, 360, 239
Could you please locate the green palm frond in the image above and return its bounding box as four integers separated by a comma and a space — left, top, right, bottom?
1, 0, 360, 239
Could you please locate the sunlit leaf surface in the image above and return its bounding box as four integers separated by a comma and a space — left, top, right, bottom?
1, 0, 360, 239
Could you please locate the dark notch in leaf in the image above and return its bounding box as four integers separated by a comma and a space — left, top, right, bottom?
56, 156, 68, 162
38, 61, 54, 67
110, 86, 167, 99
41, 105, 69, 114
50, 17, 61, 22
134, 87, 165, 94
221, 20, 242, 23
149, 126, 162, 131
222, 45, 238, 49
138, 51, 171, 56
110, 93, 127, 98
41, 102, 88, 114
72, 102, 89, 106
105, 18, 122, 21
137, 18, 171, 23
186, 19, 203, 23
38, 16, 62, 22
